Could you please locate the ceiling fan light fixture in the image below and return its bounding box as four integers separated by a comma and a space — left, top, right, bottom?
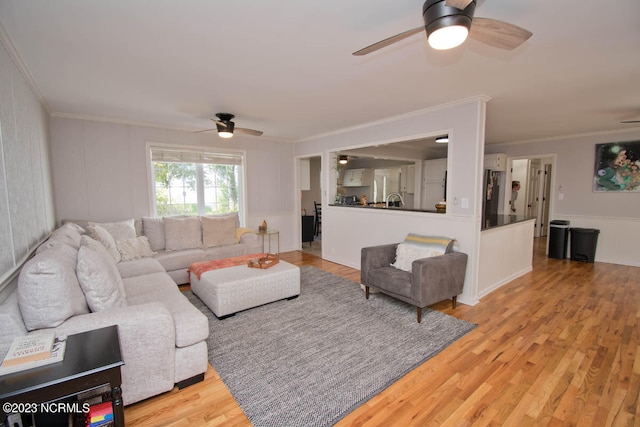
339, 155, 348, 165
423, 0, 475, 50
428, 25, 469, 50
435, 135, 449, 143
216, 121, 234, 138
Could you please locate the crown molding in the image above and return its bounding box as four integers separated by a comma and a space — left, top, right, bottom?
0, 21, 51, 113
50, 112, 295, 143
491, 125, 640, 147
298, 95, 491, 143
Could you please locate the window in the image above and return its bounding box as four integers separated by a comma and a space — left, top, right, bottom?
150, 146, 245, 219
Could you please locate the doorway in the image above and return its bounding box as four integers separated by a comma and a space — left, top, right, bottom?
508, 156, 554, 238
300, 155, 322, 256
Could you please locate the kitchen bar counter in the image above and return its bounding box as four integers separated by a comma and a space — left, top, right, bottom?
482, 214, 536, 231
329, 204, 443, 214
478, 216, 535, 298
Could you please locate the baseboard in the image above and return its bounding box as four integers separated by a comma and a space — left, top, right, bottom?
176, 373, 205, 390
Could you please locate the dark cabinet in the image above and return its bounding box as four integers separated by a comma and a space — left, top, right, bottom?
302, 215, 314, 246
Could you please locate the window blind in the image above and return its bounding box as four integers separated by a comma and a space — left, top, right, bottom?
150, 147, 242, 165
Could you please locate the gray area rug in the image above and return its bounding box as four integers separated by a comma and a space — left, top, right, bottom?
184, 265, 476, 427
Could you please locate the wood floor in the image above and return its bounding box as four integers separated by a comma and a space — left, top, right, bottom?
124, 239, 640, 426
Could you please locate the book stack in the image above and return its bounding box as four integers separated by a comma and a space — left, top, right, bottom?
0, 331, 67, 375
86, 402, 114, 427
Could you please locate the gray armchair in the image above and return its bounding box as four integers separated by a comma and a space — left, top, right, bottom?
361, 243, 468, 323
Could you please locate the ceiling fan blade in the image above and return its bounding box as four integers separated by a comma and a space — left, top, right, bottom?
469, 17, 532, 50
621, 120, 640, 124
194, 128, 216, 134
235, 127, 263, 137
352, 26, 424, 56
445, 0, 474, 9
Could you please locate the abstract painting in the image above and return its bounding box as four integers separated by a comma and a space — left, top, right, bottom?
593, 141, 640, 192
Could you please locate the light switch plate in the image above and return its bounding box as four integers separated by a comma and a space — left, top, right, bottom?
461, 198, 469, 209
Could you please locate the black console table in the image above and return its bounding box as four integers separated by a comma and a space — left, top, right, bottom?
1, 325, 124, 427
302, 215, 314, 246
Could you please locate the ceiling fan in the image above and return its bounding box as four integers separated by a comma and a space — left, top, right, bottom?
195, 113, 263, 138
352, 0, 532, 56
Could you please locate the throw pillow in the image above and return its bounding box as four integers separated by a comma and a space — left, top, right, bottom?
404, 233, 455, 253
87, 224, 121, 263
76, 246, 127, 312
35, 222, 85, 254
235, 227, 254, 242
202, 215, 237, 247
35, 234, 78, 255
116, 236, 155, 261
80, 235, 126, 299
203, 212, 240, 228
164, 216, 202, 251
17, 244, 90, 331
90, 219, 136, 242
142, 217, 165, 251
391, 242, 440, 272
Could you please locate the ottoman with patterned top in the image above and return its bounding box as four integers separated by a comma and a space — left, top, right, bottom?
190, 260, 300, 318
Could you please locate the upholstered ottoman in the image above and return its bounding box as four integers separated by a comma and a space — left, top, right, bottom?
190, 260, 300, 318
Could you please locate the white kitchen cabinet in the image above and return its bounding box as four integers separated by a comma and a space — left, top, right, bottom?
342, 168, 372, 187
400, 164, 415, 193
424, 158, 447, 181
484, 153, 507, 171
422, 159, 447, 210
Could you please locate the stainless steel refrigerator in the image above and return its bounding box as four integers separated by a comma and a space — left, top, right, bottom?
482, 170, 502, 226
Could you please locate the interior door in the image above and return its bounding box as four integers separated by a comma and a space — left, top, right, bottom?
539, 164, 552, 237
526, 160, 542, 236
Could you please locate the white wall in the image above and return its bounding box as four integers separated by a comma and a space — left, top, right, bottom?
488, 130, 640, 266
0, 41, 55, 285
295, 97, 488, 305
49, 118, 299, 252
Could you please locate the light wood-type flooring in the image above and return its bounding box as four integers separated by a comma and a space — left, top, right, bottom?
124, 238, 640, 426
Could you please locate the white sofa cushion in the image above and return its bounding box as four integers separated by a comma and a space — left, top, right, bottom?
153, 248, 206, 272
80, 235, 127, 298
92, 219, 137, 242
0, 291, 29, 359
76, 245, 127, 312
143, 217, 165, 251
36, 223, 84, 254
164, 216, 202, 251
17, 244, 89, 331
125, 276, 208, 348
117, 257, 165, 279
117, 236, 155, 261
202, 215, 236, 247
87, 224, 121, 263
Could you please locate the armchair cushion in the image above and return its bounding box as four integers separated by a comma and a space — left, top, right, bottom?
391, 243, 440, 272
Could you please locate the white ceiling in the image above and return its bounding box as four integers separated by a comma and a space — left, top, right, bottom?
1, 0, 639, 143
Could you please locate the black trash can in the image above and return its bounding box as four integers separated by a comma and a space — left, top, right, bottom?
549, 220, 570, 259
570, 228, 600, 263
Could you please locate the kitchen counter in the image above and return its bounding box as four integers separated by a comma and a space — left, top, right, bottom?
478, 215, 535, 298
329, 204, 443, 214
482, 214, 535, 231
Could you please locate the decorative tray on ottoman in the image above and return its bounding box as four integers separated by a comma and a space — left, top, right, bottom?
247, 254, 279, 269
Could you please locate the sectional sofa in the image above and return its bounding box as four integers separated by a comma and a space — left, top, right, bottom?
0, 213, 262, 405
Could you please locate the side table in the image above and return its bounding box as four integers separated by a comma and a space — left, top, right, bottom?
1, 325, 124, 427
256, 229, 280, 255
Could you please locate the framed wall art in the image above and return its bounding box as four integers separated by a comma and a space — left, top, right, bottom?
593, 141, 640, 192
